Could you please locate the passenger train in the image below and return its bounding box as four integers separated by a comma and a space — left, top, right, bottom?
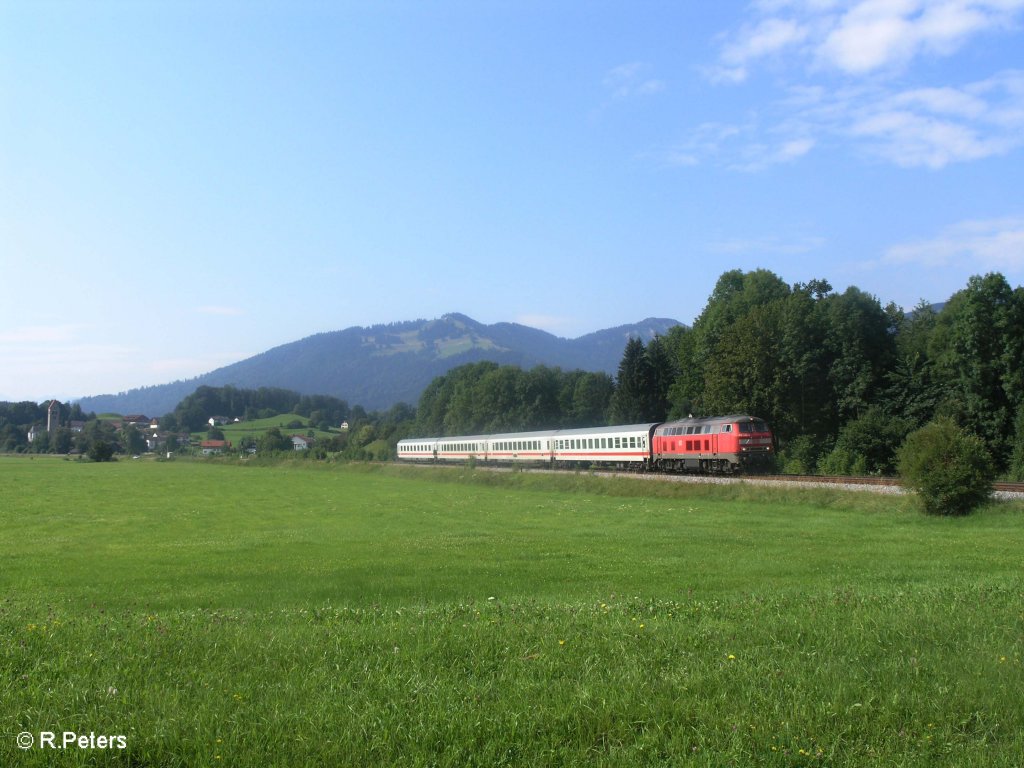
397, 414, 774, 473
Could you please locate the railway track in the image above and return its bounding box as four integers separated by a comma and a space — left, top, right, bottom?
403, 461, 1024, 497
759, 474, 1024, 495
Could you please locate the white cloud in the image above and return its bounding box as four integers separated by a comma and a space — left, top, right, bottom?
713, 1, 1024, 79
690, 1, 1024, 169
845, 71, 1024, 167
712, 17, 810, 83
678, 69, 1024, 169
603, 62, 666, 100
884, 215, 1024, 269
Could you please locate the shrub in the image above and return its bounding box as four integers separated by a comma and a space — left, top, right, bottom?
778, 434, 825, 474
818, 406, 914, 476
817, 446, 867, 476
897, 417, 994, 516
87, 439, 116, 463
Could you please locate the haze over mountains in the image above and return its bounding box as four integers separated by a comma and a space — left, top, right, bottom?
76, 314, 681, 416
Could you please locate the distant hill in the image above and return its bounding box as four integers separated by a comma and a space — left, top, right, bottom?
76, 313, 682, 415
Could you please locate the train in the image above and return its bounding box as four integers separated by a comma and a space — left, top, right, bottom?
397, 414, 774, 473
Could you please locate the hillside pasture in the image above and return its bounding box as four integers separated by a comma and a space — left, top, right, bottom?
1, 457, 1022, 766
194, 413, 339, 445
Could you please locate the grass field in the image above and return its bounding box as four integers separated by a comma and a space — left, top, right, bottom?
1, 456, 1022, 766
192, 414, 338, 445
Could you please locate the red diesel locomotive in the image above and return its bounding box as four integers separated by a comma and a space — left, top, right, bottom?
651, 414, 773, 472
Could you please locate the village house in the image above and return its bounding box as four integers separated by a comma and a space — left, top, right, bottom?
291, 435, 313, 451
200, 440, 232, 455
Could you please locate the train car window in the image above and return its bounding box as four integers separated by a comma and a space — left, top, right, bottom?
629, 437, 636, 448
722, 425, 732, 433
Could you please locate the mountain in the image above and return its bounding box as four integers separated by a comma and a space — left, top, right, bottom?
75, 313, 682, 415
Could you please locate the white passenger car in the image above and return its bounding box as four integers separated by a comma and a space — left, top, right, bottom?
484, 430, 558, 463
550, 423, 657, 467
399, 423, 659, 469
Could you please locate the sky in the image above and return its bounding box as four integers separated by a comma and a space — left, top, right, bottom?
2, 0, 1024, 403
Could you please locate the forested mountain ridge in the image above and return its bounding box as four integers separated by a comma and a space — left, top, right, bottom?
74, 314, 681, 416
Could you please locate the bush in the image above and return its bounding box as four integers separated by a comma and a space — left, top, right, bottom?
778, 434, 825, 474
897, 418, 994, 516
818, 406, 914, 476
87, 440, 116, 463
817, 446, 867, 476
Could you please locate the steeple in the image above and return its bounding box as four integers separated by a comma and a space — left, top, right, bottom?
47, 400, 60, 433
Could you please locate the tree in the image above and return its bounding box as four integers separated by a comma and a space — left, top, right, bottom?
257, 427, 292, 454
701, 303, 786, 433
610, 337, 654, 423
929, 274, 1024, 468
568, 372, 614, 427
898, 417, 994, 516
1009, 403, 1024, 481
516, 366, 561, 430
819, 287, 896, 430
88, 439, 115, 462
678, 269, 792, 413
123, 424, 147, 455
644, 335, 675, 422
50, 427, 73, 455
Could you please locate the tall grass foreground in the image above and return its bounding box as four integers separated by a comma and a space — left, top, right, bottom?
1, 456, 1022, 766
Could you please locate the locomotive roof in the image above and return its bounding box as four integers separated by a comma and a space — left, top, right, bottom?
658, 414, 765, 427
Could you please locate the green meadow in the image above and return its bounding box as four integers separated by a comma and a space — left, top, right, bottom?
192, 413, 338, 444
1, 456, 1022, 766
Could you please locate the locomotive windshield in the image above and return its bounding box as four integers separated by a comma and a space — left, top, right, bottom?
738, 420, 769, 433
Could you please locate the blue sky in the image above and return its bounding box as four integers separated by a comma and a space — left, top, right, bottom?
2, 1, 1023, 403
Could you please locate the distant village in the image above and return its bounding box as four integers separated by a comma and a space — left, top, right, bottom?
12, 399, 344, 457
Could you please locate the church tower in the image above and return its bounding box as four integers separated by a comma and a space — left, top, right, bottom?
47, 400, 60, 433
